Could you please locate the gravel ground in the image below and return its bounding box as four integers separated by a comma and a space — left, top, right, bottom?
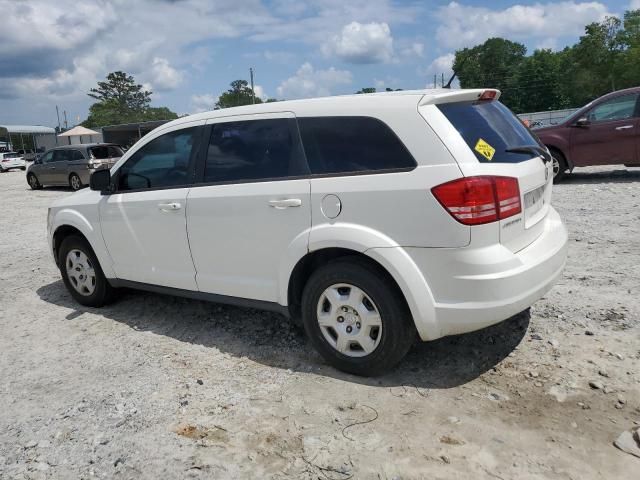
1, 166, 639, 479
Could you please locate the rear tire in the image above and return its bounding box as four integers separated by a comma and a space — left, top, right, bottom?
59, 235, 114, 307
27, 173, 42, 190
549, 148, 568, 183
301, 258, 415, 376
69, 173, 83, 191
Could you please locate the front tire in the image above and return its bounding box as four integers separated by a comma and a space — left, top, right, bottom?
27, 173, 42, 190
549, 148, 568, 183
69, 173, 83, 191
59, 235, 114, 307
301, 258, 415, 376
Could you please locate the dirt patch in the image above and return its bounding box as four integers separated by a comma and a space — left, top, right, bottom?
0, 166, 639, 479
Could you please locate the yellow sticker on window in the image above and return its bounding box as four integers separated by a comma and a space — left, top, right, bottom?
474, 138, 496, 161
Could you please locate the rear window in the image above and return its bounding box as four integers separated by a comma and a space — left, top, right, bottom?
3, 152, 19, 158
438, 101, 542, 163
298, 116, 416, 175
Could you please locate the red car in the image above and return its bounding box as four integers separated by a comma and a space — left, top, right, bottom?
535, 87, 640, 181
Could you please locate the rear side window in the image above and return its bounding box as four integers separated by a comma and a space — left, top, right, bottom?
203, 118, 305, 183
438, 101, 542, 163
298, 116, 416, 175
71, 150, 85, 161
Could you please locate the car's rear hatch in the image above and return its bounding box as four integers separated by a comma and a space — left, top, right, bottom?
419, 90, 553, 252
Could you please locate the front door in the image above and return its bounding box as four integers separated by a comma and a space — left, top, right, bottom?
50, 149, 70, 184
187, 114, 311, 303
99, 125, 203, 290
571, 93, 639, 166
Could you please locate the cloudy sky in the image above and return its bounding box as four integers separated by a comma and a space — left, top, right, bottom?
1, 0, 637, 126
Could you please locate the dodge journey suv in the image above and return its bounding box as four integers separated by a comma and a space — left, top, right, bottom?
47, 89, 568, 376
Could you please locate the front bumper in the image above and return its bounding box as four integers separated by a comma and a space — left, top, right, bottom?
404, 207, 568, 339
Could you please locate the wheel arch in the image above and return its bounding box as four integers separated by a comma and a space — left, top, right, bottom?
545, 144, 573, 171
285, 246, 438, 341
51, 210, 115, 278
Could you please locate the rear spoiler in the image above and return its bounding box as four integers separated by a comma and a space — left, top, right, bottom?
419, 89, 501, 107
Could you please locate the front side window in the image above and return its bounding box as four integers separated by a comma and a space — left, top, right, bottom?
297, 116, 416, 175
588, 94, 639, 123
117, 128, 197, 191
204, 118, 304, 183
41, 151, 54, 163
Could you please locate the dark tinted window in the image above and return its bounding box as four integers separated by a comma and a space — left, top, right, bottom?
41, 151, 54, 163
204, 118, 304, 183
438, 100, 542, 163
108, 145, 124, 157
52, 150, 70, 162
118, 128, 197, 191
3, 152, 19, 159
90, 146, 109, 159
71, 150, 85, 161
297, 116, 416, 175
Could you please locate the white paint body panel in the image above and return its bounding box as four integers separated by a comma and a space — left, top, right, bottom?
47, 88, 568, 343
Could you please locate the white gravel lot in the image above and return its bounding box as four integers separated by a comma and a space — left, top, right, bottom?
0, 166, 639, 479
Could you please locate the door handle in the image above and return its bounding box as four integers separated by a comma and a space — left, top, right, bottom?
615, 125, 633, 130
268, 198, 302, 209
158, 202, 182, 212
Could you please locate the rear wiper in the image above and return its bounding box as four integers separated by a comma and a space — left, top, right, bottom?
505, 145, 551, 163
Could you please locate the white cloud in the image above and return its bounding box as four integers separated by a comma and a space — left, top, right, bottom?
191, 93, 218, 113
253, 85, 268, 100
401, 42, 424, 58
149, 57, 184, 91
322, 22, 394, 64
630, 0, 640, 9
276, 63, 352, 99
435, 1, 612, 50
418, 54, 456, 88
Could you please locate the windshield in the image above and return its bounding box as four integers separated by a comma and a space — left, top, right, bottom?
438, 100, 543, 163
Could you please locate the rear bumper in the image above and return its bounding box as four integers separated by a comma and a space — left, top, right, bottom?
403, 207, 568, 339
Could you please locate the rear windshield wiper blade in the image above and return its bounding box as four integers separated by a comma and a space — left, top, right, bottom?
505, 145, 551, 163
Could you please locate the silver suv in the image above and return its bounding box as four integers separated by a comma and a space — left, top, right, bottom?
27, 143, 124, 191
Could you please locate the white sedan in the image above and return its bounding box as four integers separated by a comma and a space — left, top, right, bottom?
0, 152, 26, 172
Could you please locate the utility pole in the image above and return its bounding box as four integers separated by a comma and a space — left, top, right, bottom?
433, 74, 437, 89
441, 73, 445, 88
63, 110, 68, 129
55, 105, 61, 132
249, 67, 255, 104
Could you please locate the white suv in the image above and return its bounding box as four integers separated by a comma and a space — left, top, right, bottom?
48, 89, 568, 376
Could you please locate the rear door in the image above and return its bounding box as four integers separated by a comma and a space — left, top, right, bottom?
187, 113, 311, 302
570, 92, 639, 166
426, 97, 552, 253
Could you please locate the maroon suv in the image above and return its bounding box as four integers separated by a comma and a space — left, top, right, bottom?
535, 86, 640, 181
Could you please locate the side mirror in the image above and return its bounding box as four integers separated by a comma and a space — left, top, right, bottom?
575, 117, 590, 127
90, 169, 112, 193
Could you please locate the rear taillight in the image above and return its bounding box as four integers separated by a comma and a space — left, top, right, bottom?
432, 176, 521, 226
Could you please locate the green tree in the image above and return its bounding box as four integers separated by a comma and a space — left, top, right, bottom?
83, 71, 178, 127
216, 80, 263, 108
355, 87, 377, 94
454, 38, 527, 109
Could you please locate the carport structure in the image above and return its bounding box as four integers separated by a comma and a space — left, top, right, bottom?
100, 120, 169, 148
0, 124, 57, 154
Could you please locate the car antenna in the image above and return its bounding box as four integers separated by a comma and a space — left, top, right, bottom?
443, 53, 470, 89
